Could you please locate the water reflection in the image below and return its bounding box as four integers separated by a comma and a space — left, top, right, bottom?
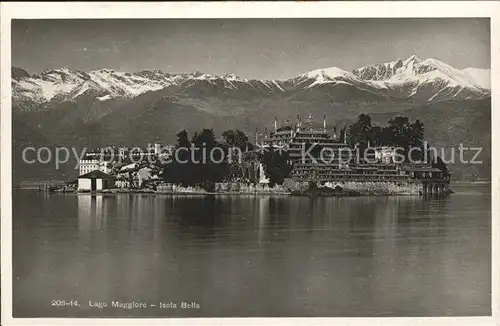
257, 197, 269, 244
77, 195, 106, 235
13, 186, 491, 317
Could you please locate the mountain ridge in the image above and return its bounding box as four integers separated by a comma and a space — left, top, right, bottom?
12, 55, 491, 107
11, 55, 492, 182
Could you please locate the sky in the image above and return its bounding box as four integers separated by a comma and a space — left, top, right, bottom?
12, 18, 490, 80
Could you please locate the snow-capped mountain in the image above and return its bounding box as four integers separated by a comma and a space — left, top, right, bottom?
12, 55, 492, 183
351, 55, 490, 102
13, 68, 86, 104
293, 66, 376, 90
352, 55, 483, 87
462, 67, 491, 89
12, 67, 287, 106
12, 55, 490, 110
13, 68, 185, 104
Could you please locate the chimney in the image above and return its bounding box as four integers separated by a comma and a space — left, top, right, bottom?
323, 115, 327, 132
274, 117, 278, 131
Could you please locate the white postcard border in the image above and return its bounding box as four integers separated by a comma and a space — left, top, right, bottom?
1, 2, 499, 326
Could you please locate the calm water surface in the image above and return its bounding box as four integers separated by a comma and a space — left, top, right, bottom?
13, 184, 491, 317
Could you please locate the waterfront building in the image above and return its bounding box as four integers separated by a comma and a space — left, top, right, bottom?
258, 115, 353, 181
78, 159, 100, 176
256, 114, 450, 193
77, 170, 116, 192
78, 158, 113, 176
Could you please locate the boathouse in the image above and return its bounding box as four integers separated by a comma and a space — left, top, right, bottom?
77, 170, 116, 191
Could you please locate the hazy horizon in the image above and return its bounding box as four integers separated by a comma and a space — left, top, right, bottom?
12, 18, 490, 79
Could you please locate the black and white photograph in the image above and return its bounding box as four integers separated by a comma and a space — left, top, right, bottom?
1, 2, 499, 325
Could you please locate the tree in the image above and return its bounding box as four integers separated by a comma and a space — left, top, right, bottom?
386, 116, 411, 161
346, 114, 427, 163
162, 128, 229, 187
191, 129, 227, 184
192, 128, 217, 148
339, 126, 348, 144
176, 130, 190, 148
222, 129, 252, 150
347, 113, 373, 147
369, 126, 383, 147
388, 116, 410, 146
359, 113, 372, 133
162, 130, 193, 185
262, 150, 293, 187
378, 126, 395, 146
408, 120, 424, 147
408, 119, 425, 161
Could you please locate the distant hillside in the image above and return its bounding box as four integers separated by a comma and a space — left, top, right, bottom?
12, 55, 491, 182
12, 120, 73, 182
368, 99, 491, 181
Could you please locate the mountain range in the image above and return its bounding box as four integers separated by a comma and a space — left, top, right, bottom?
11, 55, 491, 182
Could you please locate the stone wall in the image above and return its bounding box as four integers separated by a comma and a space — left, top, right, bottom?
283, 178, 310, 192
156, 183, 290, 195
157, 184, 208, 194
331, 181, 422, 195
214, 183, 290, 194
157, 180, 423, 196
283, 178, 423, 196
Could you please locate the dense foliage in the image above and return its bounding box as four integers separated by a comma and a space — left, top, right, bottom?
347, 113, 426, 162
161, 129, 229, 188
262, 149, 293, 187
161, 128, 286, 188
221, 129, 254, 151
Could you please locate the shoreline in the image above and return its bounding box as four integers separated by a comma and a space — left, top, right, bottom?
13, 179, 483, 189
14, 188, 454, 197
14, 179, 457, 197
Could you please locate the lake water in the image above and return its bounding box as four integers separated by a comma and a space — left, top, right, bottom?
12, 184, 491, 317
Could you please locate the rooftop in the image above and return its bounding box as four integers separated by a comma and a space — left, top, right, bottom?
78, 170, 116, 179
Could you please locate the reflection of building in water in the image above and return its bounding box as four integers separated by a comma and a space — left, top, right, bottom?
78, 195, 92, 235
257, 197, 270, 244
113, 195, 161, 234
75, 194, 112, 300
77, 195, 106, 236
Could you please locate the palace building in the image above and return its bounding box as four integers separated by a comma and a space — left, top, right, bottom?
258, 114, 353, 181
255, 114, 450, 194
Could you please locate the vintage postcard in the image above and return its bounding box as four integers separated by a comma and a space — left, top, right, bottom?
1, 2, 499, 326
